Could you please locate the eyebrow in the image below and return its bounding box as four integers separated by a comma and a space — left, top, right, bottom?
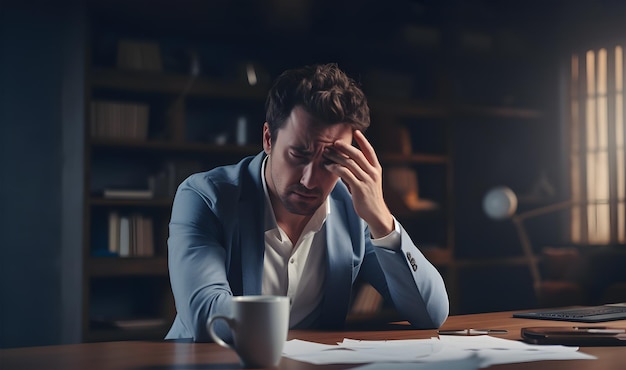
291, 143, 336, 157
291, 138, 335, 152
291, 146, 312, 154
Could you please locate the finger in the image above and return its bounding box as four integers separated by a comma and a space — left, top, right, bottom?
325, 160, 362, 192
330, 139, 372, 176
331, 131, 381, 175
323, 147, 368, 182
353, 130, 381, 169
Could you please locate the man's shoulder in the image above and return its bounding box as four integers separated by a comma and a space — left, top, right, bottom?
180, 153, 263, 197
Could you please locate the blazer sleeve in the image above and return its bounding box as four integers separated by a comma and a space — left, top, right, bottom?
167, 178, 234, 342
361, 222, 449, 328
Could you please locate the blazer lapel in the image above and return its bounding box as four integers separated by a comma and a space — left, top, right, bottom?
318, 197, 354, 328
238, 153, 266, 296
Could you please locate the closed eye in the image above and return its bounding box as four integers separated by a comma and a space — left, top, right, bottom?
289, 150, 311, 164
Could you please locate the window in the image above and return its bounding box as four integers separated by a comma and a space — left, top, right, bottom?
569, 45, 624, 244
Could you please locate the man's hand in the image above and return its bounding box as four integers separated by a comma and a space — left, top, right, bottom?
323, 130, 394, 239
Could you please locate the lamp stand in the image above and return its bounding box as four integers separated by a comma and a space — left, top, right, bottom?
510, 200, 575, 297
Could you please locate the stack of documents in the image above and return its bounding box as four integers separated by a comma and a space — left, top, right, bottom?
282, 335, 596, 369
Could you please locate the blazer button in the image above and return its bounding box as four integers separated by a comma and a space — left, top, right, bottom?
406, 252, 417, 271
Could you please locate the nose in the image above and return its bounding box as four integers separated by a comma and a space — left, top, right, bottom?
301, 146, 332, 189
300, 161, 317, 189
302, 157, 333, 190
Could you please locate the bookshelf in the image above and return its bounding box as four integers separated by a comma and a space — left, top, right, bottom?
81, 2, 548, 339
82, 24, 266, 340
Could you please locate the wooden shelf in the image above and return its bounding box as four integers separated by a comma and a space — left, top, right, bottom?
453, 255, 538, 268
90, 68, 543, 121
90, 139, 262, 155
89, 197, 173, 207
370, 98, 542, 120
381, 153, 449, 165
370, 99, 449, 118
87, 257, 169, 277
392, 206, 445, 221
90, 67, 268, 100
454, 104, 543, 119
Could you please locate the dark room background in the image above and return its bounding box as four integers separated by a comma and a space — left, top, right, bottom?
1, 0, 625, 348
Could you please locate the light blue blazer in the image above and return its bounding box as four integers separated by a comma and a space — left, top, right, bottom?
166, 152, 449, 341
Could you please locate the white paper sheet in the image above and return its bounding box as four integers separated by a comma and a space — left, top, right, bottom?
282, 338, 448, 364
437, 335, 596, 368
282, 335, 597, 368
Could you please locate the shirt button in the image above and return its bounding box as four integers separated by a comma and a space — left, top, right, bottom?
290, 258, 295, 264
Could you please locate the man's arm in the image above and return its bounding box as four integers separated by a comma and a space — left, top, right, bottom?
167, 178, 234, 342
323, 129, 394, 238
364, 222, 449, 328
324, 130, 448, 327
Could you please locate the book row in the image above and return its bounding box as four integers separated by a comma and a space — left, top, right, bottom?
108, 212, 155, 257
90, 100, 150, 140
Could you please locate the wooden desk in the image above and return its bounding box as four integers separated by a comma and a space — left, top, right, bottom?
2, 310, 625, 369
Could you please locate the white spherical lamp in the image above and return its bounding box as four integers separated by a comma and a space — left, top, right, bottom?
483, 186, 518, 220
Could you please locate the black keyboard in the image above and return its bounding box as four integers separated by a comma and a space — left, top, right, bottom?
513, 305, 626, 323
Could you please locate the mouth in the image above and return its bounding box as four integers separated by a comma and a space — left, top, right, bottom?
290, 186, 322, 201
292, 191, 318, 200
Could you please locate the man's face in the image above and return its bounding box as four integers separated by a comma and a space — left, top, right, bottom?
263, 106, 353, 216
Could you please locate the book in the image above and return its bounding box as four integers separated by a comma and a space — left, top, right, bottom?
110, 213, 155, 258
108, 211, 120, 254
119, 216, 130, 257
103, 188, 154, 200
141, 216, 154, 257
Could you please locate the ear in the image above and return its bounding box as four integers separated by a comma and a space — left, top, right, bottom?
262, 122, 272, 155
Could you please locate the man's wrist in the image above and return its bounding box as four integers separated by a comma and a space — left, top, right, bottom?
370, 216, 401, 250
368, 213, 395, 239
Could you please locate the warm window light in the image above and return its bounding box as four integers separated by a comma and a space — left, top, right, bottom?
570, 45, 625, 244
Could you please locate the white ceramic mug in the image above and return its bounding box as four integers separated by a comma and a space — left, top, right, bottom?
207, 295, 290, 368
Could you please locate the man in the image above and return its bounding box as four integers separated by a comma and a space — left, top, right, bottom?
166, 63, 448, 342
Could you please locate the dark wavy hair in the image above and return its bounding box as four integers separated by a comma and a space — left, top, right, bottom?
265, 63, 370, 144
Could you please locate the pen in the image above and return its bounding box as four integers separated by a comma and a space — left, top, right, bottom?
437, 329, 509, 336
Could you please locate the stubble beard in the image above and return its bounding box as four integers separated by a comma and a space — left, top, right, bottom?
269, 162, 323, 216
281, 186, 323, 216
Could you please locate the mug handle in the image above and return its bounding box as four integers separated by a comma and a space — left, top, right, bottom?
207, 315, 235, 350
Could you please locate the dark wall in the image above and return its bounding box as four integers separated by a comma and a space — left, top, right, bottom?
1, 0, 623, 347
0, 0, 84, 348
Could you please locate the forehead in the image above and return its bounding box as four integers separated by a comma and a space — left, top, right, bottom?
279, 106, 353, 148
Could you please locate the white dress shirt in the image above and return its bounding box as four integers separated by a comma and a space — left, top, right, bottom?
260, 156, 401, 327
